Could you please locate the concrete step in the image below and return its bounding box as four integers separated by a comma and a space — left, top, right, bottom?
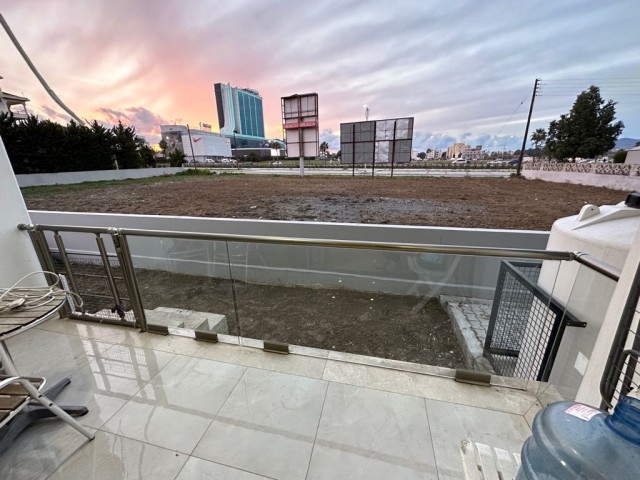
152, 307, 228, 334
143, 310, 186, 329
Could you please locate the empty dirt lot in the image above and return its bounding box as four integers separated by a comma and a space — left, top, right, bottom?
23, 174, 626, 230
25, 173, 626, 367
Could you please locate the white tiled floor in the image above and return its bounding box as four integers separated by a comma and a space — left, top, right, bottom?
0, 318, 538, 479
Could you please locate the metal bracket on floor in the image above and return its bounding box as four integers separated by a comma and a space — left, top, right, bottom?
263, 341, 289, 354
147, 324, 169, 336
455, 369, 491, 387
194, 331, 218, 343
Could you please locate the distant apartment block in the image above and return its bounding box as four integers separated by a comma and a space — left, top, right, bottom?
214, 83, 265, 139
463, 145, 484, 161
446, 143, 467, 159
426, 148, 442, 160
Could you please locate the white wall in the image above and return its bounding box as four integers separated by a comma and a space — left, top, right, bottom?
522, 166, 640, 191
626, 149, 640, 165
16, 167, 185, 187
0, 138, 44, 286
577, 226, 640, 406
28, 211, 550, 300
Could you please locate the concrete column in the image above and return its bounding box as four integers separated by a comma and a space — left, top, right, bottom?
0, 136, 44, 287
576, 225, 640, 406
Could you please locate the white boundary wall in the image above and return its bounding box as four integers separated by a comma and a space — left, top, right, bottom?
522, 162, 640, 191
29, 211, 549, 300
16, 167, 185, 187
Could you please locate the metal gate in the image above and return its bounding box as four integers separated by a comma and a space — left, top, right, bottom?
26, 228, 145, 328
483, 261, 586, 381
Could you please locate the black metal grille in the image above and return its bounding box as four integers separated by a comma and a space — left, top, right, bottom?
600, 261, 640, 410
484, 261, 585, 381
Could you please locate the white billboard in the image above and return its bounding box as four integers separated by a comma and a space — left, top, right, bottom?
282, 93, 319, 158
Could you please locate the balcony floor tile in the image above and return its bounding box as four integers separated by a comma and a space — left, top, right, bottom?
102, 356, 245, 454
193, 368, 328, 480
47, 431, 187, 480
307, 382, 438, 480
176, 457, 271, 479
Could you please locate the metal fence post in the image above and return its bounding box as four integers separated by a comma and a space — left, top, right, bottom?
111, 231, 147, 332
53, 231, 85, 313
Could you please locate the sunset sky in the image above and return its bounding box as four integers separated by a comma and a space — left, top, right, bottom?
2, 1, 639, 151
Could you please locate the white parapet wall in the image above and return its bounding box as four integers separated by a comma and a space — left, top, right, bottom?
0, 139, 44, 286
522, 162, 640, 191
16, 167, 186, 187
28, 211, 549, 300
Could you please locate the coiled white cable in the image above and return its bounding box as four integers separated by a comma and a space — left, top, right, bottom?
0, 271, 83, 312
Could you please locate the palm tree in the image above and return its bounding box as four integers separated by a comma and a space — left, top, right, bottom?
531, 128, 547, 162
319, 141, 329, 156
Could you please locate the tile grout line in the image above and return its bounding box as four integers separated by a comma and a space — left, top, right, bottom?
187, 363, 249, 457
303, 378, 331, 480
87, 347, 180, 432
423, 397, 443, 480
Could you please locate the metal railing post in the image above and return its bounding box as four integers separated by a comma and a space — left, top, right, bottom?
95, 234, 125, 319
111, 231, 147, 332
53, 231, 85, 313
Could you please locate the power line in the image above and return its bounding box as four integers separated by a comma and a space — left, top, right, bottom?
0, 13, 85, 125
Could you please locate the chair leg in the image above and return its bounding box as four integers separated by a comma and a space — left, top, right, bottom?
21, 381, 94, 441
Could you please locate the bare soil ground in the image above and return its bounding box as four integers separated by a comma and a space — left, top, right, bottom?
23, 174, 626, 230
33, 173, 624, 368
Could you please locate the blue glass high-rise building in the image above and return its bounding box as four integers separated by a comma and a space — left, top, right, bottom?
214, 83, 265, 141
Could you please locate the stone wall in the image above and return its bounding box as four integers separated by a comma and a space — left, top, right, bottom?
522, 162, 640, 190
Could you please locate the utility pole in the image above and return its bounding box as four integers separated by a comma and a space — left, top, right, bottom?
186, 124, 196, 167
516, 78, 540, 176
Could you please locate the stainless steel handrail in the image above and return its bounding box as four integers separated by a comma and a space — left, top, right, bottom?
574, 253, 621, 281
19, 223, 576, 262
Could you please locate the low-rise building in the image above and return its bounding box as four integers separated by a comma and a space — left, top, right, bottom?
626, 146, 640, 165
160, 125, 232, 162
426, 148, 441, 160
462, 145, 484, 161
0, 77, 29, 121
447, 143, 468, 159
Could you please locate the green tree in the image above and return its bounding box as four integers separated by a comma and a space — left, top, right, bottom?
417, 152, 426, 160
545, 86, 624, 162
531, 128, 546, 161
158, 138, 168, 158
319, 141, 329, 156
613, 150, 627, 164
168, 150, 186, 167
111, 121, 144, 169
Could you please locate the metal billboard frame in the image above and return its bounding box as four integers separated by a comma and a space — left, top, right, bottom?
281, 93, 319, 175
340, 117, 414, 178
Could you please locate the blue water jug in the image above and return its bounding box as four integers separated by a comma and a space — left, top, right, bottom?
517, 393, 640, 479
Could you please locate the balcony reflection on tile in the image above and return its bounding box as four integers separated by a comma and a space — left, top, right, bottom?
307, 382, 438, 480
425, 399, 530, 480
8, 329, 115, 385
176, 457, 270, 480
48, 431, 187, 480
55, 345, 176, 428
103, 356, 245, 453
194, 368, 328, 480
0, 420, 95, 480
323, 360, 537, 415
136, 355, 246, 416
